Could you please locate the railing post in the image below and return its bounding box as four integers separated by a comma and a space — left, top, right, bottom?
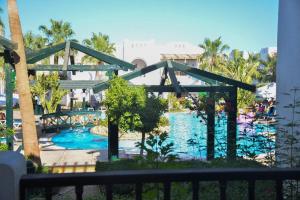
206, 92, 215, 160
219, 180, 227, 200
248, 180, 255, 200
226, 87, 237, 160
135, 183, 142, 200
192, 181, 199, 200
276, 180, 283, 200
0, 151, 26, 200
106, 184, 113, 200
164, 182, 171, 200
75, 185, 83, 200
45, 187, 52, 200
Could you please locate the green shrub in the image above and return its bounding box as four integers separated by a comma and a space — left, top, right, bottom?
95, 158, 275, 200
158, 116, 169, 127
99, 118, 108, 127
0, 143, 8, 151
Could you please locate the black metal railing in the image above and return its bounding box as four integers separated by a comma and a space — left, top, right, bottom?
20, 168, 300, 200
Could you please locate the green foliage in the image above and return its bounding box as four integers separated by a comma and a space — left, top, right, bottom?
136, 131, 178, 163
198, 37, 229, 72
168, 93, 182, 112
0, 124, 14, 138
95, 159, 275, 200
0, 143, 8, 151
98, 118, 108, 127
180, 97, 193, 109
39, 19, 75, 64
82, 32, 116, 64
103, 76, 146, 131
39, 19, 75, 44
258, 54, 277, 83
198, 37, 278, 108
277, 88, 300, 168
96, 158, 266, 171
0, 124, 14, 151
31, 72, 68, 114
158, 116, 169, 127
219, 50, 259, 108
24, 31, 48, 50
135, 94, 168, 133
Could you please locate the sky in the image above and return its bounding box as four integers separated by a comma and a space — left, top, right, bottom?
0, 0, 278, 52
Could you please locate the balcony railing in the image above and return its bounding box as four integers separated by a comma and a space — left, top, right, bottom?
20, 168, 300, 200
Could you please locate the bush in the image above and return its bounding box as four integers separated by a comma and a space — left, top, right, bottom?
96, 158, 265, 171
99, 118, 108, 127
158, 116, 169, 127
95, 159, 275, 200
0, 143, 8, 151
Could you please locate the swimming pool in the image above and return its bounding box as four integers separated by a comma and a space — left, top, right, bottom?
0, 137, 6, 143
51, 112, 276, 158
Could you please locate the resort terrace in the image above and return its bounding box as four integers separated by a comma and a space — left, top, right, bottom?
0, 1, 300, 200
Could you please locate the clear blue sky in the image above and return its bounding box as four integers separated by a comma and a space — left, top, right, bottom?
0, 0, 278, 52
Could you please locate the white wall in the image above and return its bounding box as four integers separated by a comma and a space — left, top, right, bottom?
276, 0, 300, 167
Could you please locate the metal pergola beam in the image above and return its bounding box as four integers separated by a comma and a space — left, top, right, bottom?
30, 80, 100, 89
171, 61, 217, 85
159, 66, 168, 95
0, 36, 17, 50
28, 64, 121, 71
58, 80, 100, 89
171, 61, 256, 92
167, 60, 181, 96
70, 41, 135, 70
63, 41, 71, 71
93, 61, 167, 93
26, 42, 66, 64
136, 85, 235, 93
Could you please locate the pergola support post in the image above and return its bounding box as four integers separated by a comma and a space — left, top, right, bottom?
107, 116, 119, 160
4, 50, 14, 150
206, 92, 215, 160
82, 89, 86, 110
226, 87, 238, 160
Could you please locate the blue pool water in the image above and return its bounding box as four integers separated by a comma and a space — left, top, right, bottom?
0, 137, 6, 143
51, 112, 276, 158
52, 128, 108, 149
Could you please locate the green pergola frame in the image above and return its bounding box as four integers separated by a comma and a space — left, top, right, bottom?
26, 40, 135, 71
0, 36, 256, 160
0, 37, 135, 150
92, 60, 256, 160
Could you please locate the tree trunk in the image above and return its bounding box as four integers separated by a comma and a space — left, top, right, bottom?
108, 116, 119, 160
7, 0, 41, 164
54, 55, 59, 65
140, 131, 146, 156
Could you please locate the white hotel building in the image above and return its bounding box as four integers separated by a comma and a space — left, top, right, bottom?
52, 40, 204, 104
48, 40, 277, 104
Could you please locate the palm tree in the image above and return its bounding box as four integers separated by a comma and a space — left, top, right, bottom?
220, 50, 260, 108
82, 32, 116, 80
198, 37, 229, 72
82, 32, 115, 64
0, 7, 5, 36
7, 0, 41, 163
0, 7, 5, 93
222, 50, 260, 83
24, 31, 48, 50
39, 19, 75, 64
24, 31, 49, 65
259, 54, 277, 83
